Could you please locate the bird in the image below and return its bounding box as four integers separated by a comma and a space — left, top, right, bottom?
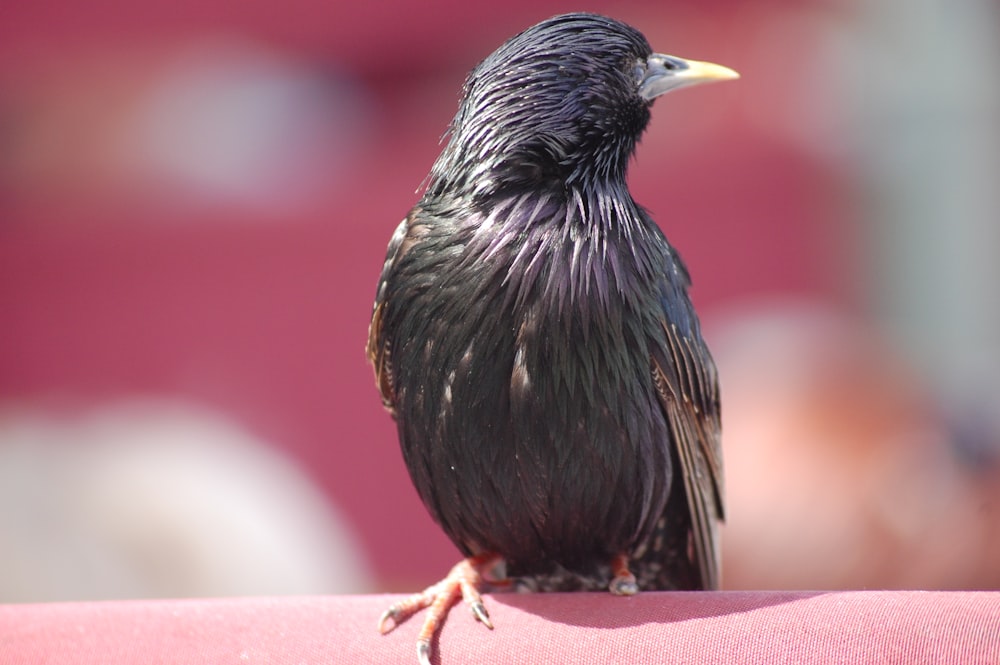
366, 12, 735, 664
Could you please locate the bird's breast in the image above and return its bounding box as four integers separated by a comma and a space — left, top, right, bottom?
388, 200, 674, 572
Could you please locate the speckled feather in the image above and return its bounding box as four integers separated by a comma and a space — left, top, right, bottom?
367, 13, 723, 593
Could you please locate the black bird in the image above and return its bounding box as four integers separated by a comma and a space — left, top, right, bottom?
367, 13, 735, 664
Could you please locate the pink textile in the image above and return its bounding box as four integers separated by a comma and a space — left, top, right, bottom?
2, 591, 997, 664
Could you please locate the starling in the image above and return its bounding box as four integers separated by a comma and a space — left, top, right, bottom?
367, 12, 735, 664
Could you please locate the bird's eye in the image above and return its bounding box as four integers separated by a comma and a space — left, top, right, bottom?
633, 60, 645, 85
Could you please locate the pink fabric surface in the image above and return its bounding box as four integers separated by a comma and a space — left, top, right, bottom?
2, 591, 998, 664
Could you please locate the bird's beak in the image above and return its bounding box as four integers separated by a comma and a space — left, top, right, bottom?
638, 54, 739, 101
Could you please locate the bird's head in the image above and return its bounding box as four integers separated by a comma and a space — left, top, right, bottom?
427, 13, 738, 202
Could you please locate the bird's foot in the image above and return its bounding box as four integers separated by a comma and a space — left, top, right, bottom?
378, 553, 501, 665
609, 552, 639, 596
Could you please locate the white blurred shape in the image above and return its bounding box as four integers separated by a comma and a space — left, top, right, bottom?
117, 37, 372, 214
0, 399, 373, 602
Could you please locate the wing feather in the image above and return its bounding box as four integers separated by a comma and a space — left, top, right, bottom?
367, 214, 425, 416
652, 318, 724, 589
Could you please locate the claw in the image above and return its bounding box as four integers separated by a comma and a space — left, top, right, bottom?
379, 553, 501, 664
377, 595, 432, 635
610, 574, 639, 595
458, 570, 493, 629
416, 640, 431, 665
470, 600, 493, 629
377, 607, 401, 634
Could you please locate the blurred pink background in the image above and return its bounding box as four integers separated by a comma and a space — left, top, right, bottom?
1, 0, 998, 599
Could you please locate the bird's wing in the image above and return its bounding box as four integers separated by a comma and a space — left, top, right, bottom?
367, 214, 421, 416
650, 278, 724, 590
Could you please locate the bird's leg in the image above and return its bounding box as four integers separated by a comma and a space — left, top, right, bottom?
378, 553, 501, 665
609, 552, 639, 595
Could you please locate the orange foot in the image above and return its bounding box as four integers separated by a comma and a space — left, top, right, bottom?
378, 553, 501, 665
609, 552, 639, 595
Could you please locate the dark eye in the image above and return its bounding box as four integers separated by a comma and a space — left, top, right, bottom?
633, 60, 645, 85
